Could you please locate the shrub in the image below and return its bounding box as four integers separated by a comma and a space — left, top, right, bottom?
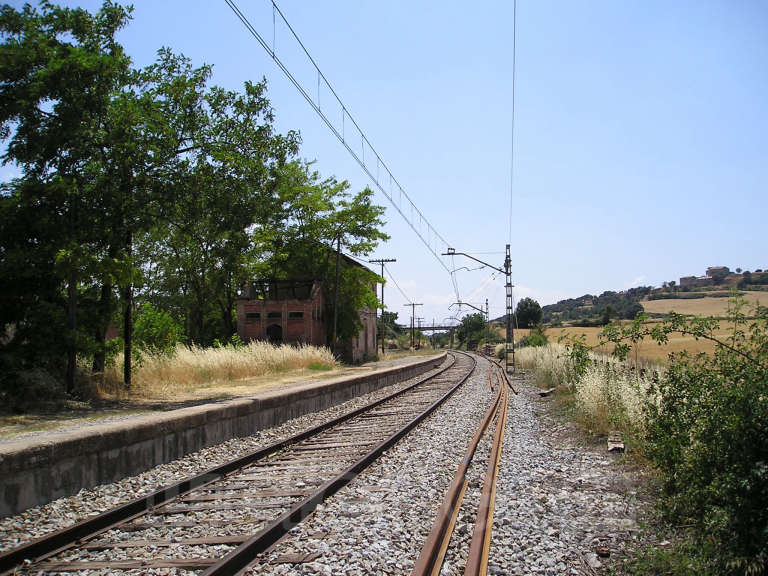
133, 303, 184, 355
0, 368, 67, 412
602, 297, 768, 574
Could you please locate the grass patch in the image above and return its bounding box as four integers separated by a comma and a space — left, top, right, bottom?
612, 532, 719, 576
307, 362, 333, 371
517, 343, 654, 448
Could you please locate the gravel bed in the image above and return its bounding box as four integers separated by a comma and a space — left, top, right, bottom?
245, 354, 495, 575
488, 371, 651, 575
0, 359, 450, 553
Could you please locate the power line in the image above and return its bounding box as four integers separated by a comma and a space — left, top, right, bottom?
384, 264, 412, 304
223, 0, 460, 303
508, 0, 517, 244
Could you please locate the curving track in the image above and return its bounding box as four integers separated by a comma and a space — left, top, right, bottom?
412, 360, 515, 576
0, 351, 477, 575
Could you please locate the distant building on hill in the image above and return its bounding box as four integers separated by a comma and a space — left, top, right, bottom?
679, 275, 714, 288
679, 266, 741, 288
706, 266, 731, 281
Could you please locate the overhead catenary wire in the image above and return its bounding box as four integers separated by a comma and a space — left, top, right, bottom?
508, 0, 517, 244
384, 264, 412, 305
223, 0, 461, 303
465, 272, 499, 302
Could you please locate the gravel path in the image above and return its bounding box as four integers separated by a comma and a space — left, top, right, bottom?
488, 370, 651, 575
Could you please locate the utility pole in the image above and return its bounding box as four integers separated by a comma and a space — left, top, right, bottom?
369, 257, 396, 356
504, 245, 514, 372
403, 303, 423, 350
485, 298, 490, 356
332, 236, 341, 355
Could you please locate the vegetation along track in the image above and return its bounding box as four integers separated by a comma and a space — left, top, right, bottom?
0, 352, 476, 575
413, 360, 515, 576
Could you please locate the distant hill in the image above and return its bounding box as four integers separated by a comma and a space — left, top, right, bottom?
533, 265, 768, 328
541, 286, 650, 326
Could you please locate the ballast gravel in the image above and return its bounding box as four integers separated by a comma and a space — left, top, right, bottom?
0, 358, 450, 553
487, 371, 652, 575
244, 354, 495, 575
2, 358, 652, 576
244, 363, 650, 575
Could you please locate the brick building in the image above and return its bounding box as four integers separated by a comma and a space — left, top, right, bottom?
236, 280, 326, 346
236, 258, 377, 364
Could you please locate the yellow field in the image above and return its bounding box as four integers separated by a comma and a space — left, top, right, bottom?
536, 323, 744, 363
641, 290, 766, 316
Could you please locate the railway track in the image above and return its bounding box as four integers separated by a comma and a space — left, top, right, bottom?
412, 361, 514, 576
0, 351, 476, 575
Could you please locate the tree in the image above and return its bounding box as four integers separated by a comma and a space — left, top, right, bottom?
456, 313, 486, 348
515, 297, 542, 328
0, 1, 133, 393
140, 76, 298, 346
267, 162, 387, 346
601, 304, 616, 325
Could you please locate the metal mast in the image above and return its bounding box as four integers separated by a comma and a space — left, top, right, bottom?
504, 244, 515, 372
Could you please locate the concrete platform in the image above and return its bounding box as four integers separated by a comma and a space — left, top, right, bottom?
0, 353, 445, 517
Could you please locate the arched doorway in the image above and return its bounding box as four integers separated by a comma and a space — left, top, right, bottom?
266, 323, 282, 343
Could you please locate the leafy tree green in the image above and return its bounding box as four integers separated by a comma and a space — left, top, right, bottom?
457, 313, 486, 348
518, 324, 548, 347
140, 76, 298, 346
133, 303, 183, 355
266, 161, 387, 346
0, 1, 133, 392
515, 297, 542, 328
381, 311, 401, 335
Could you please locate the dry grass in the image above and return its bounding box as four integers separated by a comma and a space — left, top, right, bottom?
517, 343, 655, 436
100, 342, 337, 401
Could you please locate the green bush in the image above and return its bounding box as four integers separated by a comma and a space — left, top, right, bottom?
0, 368, 67, 413
645, 346, 767, 572
603, 298, 768, 574
519, 324, 548, 348
133, 303, 184, 355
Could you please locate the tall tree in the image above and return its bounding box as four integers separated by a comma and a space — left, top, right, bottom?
268, 161, 387, 344
139, 78, 299, 345
0, 1, 133, 392
515, 297, 542, 329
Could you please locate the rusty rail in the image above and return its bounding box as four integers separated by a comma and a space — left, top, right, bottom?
412, 363, 509, 576
0, 354, 458, 574
465, 368, 509, 575
202, 351, 478, 576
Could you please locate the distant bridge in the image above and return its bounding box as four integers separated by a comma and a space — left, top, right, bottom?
394, 324, 458, 332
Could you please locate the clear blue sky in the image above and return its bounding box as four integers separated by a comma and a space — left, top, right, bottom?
7, 1, 768, 325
